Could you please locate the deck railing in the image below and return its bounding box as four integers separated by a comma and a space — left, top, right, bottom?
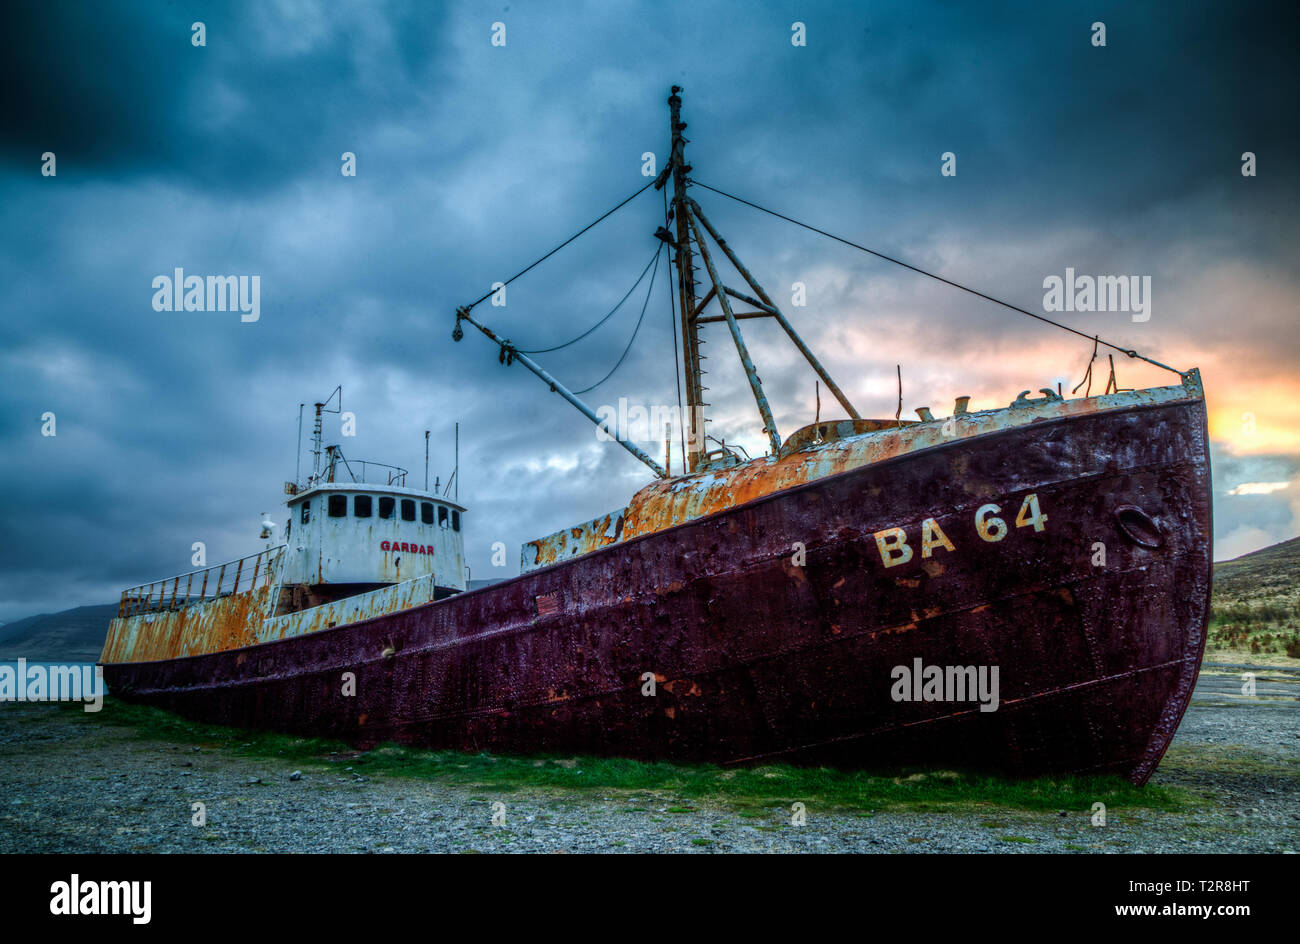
297, 456, 409, 491
116, 545, 286, 619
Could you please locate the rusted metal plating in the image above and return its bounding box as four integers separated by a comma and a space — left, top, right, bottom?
102, 549, 445, 663
523, 374, 1200, 569
522, 509, 626, 573
259, 575, 441, 643
102, 547, 286, 663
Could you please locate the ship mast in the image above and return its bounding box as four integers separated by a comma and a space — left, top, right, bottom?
666, 87, 860, 471
666, 87, 706, 473
453, 87, 861, 479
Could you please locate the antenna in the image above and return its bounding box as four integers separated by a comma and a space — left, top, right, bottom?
295, 403, 304, 484
424, 430, 430, 490
454, 422, 459, 502
310, 386, 342, 481
311, 403, 322, 477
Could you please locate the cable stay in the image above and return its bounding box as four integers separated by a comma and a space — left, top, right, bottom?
461, 180, 656, 313
517, 244, 662, 354
691, 180, 1183, 377
573, 244, 663, 394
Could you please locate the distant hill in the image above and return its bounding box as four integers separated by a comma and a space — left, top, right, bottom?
1208, 536, 1300, 659
0, 604, 119, 662
1213, 535, 1300, 598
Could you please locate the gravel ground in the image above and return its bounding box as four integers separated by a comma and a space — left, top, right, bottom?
1, 664, 1295, 854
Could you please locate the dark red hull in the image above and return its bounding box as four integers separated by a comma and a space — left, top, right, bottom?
104, 397, 1212, 783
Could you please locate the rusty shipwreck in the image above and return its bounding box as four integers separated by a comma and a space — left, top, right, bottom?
101, 89, 1212, 784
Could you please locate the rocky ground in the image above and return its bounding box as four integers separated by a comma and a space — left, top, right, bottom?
0, 664, 1295, 854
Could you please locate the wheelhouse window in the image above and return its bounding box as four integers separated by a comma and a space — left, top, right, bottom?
379, 496, 394, 519
438, 505, 449, 529
452, 510, 460, 532
421, 502, 434, 525
328, 494, 347, 517
401, 499, 416, 521
354, 495, 372, 518
300, 501, 310, 524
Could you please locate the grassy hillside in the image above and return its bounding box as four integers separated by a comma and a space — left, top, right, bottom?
1208, 536, 1300, 661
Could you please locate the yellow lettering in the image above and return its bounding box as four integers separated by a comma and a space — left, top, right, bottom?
874, 527, 913, 568
920, 518, 955, 557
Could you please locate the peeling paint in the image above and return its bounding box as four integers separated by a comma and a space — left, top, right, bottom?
619, 379, 1198, 545
101, 546, 285, 663
521, 376, 1200, 568
102, 547, 443, 663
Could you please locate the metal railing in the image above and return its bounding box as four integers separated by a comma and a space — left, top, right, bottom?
116, 545, 286, 619
298, 454, 409, 490
338, 458, 408, 486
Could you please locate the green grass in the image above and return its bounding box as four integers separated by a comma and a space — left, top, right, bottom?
65, 697, 1193, 815
1160, 742, 1300, 779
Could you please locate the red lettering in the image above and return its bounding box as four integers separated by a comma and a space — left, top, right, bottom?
400, 542, 410, 553
380, 540, 390, 551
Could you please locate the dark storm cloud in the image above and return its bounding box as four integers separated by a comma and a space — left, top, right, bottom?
1, 1, 450, 190
1, 0, 1297, 621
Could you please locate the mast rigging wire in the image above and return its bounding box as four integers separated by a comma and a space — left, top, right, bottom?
572, 244, 663, 395
691, 180, 1183, 376
463, 180, 656, 312
517, 245, 662, 353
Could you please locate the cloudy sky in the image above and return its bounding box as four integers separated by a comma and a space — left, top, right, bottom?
1, 0, 1297, 622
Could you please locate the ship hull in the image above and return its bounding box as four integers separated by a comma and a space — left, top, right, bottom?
103, 396, 1211, 783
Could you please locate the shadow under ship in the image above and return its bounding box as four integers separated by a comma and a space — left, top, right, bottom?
100, 89, 1212, 784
